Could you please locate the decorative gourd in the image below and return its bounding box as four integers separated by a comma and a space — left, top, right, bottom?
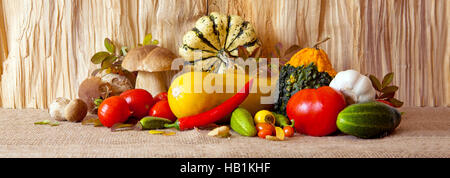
179, 12, 260, 73
286, 37, 337, 77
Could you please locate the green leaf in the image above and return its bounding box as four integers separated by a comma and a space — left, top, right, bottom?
91, 51, 110, 64
104, 38, 115, 53
369, 75, 382, 91
101, 56, 118, 69
382, 86, 399, 94
382, 72, 394, 88
143, 34, 153, 46
151, 40, 159, 45
388, 98, 404, 107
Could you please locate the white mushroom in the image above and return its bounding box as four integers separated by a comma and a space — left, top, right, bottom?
121, 45, 179, 96
49, 97, 70, 121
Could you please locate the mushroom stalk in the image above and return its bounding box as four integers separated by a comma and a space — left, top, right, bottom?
135, 72, 167, 96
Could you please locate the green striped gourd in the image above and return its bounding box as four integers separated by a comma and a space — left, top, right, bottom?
179, 12, 260, 73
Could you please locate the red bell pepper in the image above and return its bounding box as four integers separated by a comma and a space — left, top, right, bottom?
165, 79, 254, 131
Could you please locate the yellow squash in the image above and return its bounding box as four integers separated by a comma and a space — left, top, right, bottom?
168, 71, 274, 119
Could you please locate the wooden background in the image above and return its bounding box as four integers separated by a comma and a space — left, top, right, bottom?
0, 0, 448, 109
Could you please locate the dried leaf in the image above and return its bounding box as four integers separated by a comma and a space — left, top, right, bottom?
34, 120, 51, 125
369, 75, 382, 91
143, 34, 153, 46
111, 123, 135, 132
101, 56, 118, 69
237, 46, 249, 60
93, 120, 103, 127
388, 98, 404, 107
148, 130, 165, 134
274, 43, 282, 58
104, 38, 115, 53
91, 68, 103, 77
382, 72, 394, 88
49, 121, 60, 126
250, 47, 261, 58
265, 135, 281, 141
379, 92, 395, 99
284, 45, 302, 57
162, 132, 176, 136
82, 116, 102, 126
91, 51, 110, 64
121, 46, 129, 56
382, 86, 399, 94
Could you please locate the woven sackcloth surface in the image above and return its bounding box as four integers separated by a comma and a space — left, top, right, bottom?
0, 107, 448, 158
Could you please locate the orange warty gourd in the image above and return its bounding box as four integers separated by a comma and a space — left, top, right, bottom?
286, 37, 337, 77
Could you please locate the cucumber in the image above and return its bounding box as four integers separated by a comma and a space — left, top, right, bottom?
336, 102, 401, 139
230, 108, 257, 137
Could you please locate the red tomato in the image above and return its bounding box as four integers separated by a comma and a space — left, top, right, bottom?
283, 126, 295, 137
376, 99, 394, 107
149, 100, 177, 122
98, 96, 132, 128
153, 92, 168, 103
120, 89, 154, 119
256, 123, 275, 134
286, 86, 346, 136
258, 130, 273, 139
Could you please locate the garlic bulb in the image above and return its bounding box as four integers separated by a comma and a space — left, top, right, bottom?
329, 70, 376, 104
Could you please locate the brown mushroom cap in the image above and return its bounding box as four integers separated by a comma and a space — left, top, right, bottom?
122, 45, 178, 72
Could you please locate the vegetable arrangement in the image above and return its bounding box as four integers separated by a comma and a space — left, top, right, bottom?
42, 12, 405, 142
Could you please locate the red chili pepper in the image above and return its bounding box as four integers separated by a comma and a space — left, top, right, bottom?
165, 79, 254, 131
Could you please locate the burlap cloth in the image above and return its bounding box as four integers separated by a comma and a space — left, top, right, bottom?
0, 107, 448, 158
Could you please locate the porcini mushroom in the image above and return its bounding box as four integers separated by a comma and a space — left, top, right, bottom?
64, 99, 88, 122
49, 97, 70, 121
121, 45, 179, 96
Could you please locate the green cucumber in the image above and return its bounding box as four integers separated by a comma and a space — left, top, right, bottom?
230, 108, 257, 137
336, 102, 402, 139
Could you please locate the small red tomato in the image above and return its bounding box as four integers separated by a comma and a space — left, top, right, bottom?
120, 89, 154, 119
283, 126, 295, 137
258, 130, 273, 139
154, 92, 168, 103
149, 100, 177, 122
376, 99, 394, 107
98, 96, 132, 128
256, 123, 275, 134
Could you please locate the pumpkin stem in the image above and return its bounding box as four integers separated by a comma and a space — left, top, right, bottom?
313, 37, 331, 49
